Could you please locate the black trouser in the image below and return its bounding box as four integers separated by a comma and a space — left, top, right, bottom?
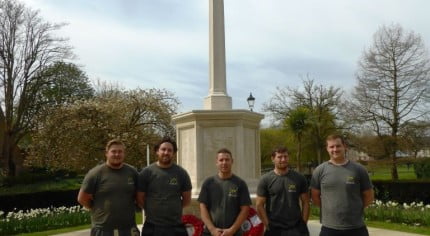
141, 221, 188, 236
319, 226, 369, 236
90, 226, 140, 236
264, 220, 309, 236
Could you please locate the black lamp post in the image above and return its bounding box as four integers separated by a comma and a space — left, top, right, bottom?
247, 93, 255, 111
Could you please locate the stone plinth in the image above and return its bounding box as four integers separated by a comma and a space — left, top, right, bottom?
203, 93, 232, 110
172, 110, 264, 195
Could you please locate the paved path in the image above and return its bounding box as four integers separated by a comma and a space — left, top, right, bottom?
52, 220, 426, 236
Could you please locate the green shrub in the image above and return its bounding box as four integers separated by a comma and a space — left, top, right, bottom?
413, 158, 430, 179
0, 168, 77, 186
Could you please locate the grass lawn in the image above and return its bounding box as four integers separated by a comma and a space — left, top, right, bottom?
20, 213, 143, 236
367, 164, 417, 180
20, 224, 91, 236
367, 220, 430, 235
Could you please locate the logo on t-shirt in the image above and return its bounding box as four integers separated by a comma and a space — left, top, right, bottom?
346, 176, 355, 184
169, 177, 178, 185
228, 187, 238, 197
288, 184, 297, 192
127, 177, 134, 185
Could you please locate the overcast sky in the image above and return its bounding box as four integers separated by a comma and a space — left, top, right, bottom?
23, 0, 430, 125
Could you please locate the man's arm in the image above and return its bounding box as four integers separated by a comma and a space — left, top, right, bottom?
299, 192, 310, 222
362, 188, 374, 208
310, 188, 321, 207
255, 196, 269, 229
182, 190, 192, 208
136, 191, 145, 209
199, 203, 222, 236
77, 189, 93, 209
222, 205, 250, 236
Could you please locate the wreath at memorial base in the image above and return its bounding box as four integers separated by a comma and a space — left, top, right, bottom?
241, 207, 264, 236
182, 214, 204, 236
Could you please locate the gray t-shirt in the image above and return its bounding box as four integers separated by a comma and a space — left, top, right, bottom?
257, 170, 308, 229
310, 160, 373, 230
198, 174, 252, 236
81, 163, 138, 230
137, 163, 192, 226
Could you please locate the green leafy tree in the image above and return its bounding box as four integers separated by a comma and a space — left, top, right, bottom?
264, 78, 343, 164
348, 24, 430, 180
260, 128, 289, 169
0, 0, 73, 176
30, 62, 95, 131
36, 62, 94, 106
284, 106, 310, 172
26, 88, 179, 172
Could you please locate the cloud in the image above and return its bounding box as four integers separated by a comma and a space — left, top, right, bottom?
22, 0, 430, 126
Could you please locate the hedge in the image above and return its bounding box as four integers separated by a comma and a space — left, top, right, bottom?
0, 189, 79, 213
373, 180, 430, 204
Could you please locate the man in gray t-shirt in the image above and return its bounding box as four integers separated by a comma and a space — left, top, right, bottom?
198, 148, 251, 236
137, 137, 192, 236
78, 139, 139, 236
310, 134, 374, 236
256, 147, 310, 236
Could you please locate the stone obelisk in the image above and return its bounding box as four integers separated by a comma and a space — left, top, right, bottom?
204, 0, 232, 110
172, 0, 264, 195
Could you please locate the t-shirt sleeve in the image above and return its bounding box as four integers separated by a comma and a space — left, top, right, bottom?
298, 174, 309, 194
310, 165, 322, 190
197, 179, 209, 204
358, 165, 373, 191
239, 180, 252, 206
180, 168, 192, 192
137, 168, 149, 192
81, 169, 97, 194
132, 167, 139, 189
256, 175, 268, 197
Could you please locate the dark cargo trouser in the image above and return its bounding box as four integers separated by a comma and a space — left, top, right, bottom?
264, 219, 310, 236
141, 221, 188, 236
319, 226, 369, 236
90, 226, 140, 236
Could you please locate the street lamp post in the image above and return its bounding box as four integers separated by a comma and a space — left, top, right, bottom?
247, 93, 255, 111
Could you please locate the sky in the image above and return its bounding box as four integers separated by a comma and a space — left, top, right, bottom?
23, 0, 430, 126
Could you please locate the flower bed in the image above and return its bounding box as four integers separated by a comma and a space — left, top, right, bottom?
311, 200, 430, 227
0, 205, 90, 235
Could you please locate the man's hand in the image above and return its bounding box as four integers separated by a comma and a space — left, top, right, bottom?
220, 228, 235, 236
209, 227, 223, 236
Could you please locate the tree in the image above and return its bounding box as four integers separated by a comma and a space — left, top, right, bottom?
31, 62, 95, 131
264, 78, 343, 164
260, 128, 289, 169
348, 132, 391, 160
349, 24, 430, 180
36, 62, 94, 107
399, 121, 430, 158
26, 88, 179, 172
0, 0, 72, 176
284, 106, 310, 172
